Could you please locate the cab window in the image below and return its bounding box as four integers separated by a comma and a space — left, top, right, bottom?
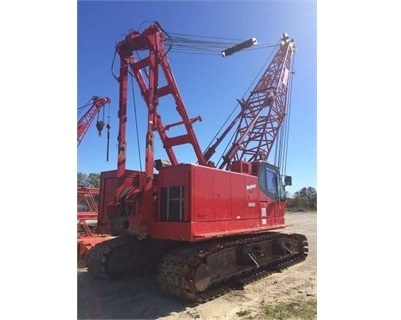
258, 162, 285, 201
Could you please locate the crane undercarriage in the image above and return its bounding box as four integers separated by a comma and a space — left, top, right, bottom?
86, 232, 308, 302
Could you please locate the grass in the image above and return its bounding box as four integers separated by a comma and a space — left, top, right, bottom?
236, 310, 252, 317
263, 298, 317, 320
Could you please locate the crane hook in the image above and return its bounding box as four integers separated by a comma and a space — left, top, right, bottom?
96, 120, 105, 136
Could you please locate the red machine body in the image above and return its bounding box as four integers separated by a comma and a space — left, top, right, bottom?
151, 162, 286, 240
100, 161, 286, 241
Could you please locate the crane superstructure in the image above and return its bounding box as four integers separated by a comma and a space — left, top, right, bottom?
85, 22, 307, 302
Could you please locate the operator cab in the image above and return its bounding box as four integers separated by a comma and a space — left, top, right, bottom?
258, 162, 290, 202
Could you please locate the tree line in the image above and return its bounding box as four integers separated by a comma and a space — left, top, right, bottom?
77, 172, 100, 188
286, 187, 317, 211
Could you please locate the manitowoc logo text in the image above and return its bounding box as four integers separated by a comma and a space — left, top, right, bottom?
246, 183, 256, 191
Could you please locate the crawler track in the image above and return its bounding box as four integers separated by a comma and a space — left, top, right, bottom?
85, 236, 138, 279
86, 232, 308, 302
158, 232, 308, 302
85, 235, 178, 279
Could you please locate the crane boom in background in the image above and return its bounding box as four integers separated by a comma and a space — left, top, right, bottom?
77, 96, 111, 147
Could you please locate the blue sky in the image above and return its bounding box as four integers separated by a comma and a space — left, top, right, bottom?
77, 0, 317, 196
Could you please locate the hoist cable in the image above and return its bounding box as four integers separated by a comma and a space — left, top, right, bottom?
111, 46, 119, 82
273, 52, 295, 174
282, 54, 295, 175
135, 51, 149, 80
77, 98, 95, 118
138, 20, 152, 33
169, 31, 245, 42
106, 127, 110, 162
157, 22, 173, 58
106, 104, 111, 162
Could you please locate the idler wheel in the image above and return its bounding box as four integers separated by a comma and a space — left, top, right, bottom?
193, 263, 212, 292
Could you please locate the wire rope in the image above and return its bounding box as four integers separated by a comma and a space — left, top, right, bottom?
77, 98, 95, 118
282, 54, 295, 175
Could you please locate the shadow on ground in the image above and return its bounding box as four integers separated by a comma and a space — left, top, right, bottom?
77, 271, 195, 319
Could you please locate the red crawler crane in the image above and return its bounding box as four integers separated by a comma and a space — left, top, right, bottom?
85, 22, 308, 302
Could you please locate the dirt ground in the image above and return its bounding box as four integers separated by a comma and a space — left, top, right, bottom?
77, 211, 317, 319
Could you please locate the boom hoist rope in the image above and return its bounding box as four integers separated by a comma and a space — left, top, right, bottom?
133, 20, 265, 55
167, 32, 276, 56
77, 98, 94, 116
110, 26, 277, 79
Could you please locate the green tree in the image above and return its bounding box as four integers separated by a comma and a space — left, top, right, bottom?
88, 173, 100, 188
77, 172, 100, 187
77, 172, 88, 186
286, 187, 317, 211
293, 187, 317, 210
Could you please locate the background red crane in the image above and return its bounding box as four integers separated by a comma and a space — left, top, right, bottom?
77, 95, 112, 266
77, 96, 111, 147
